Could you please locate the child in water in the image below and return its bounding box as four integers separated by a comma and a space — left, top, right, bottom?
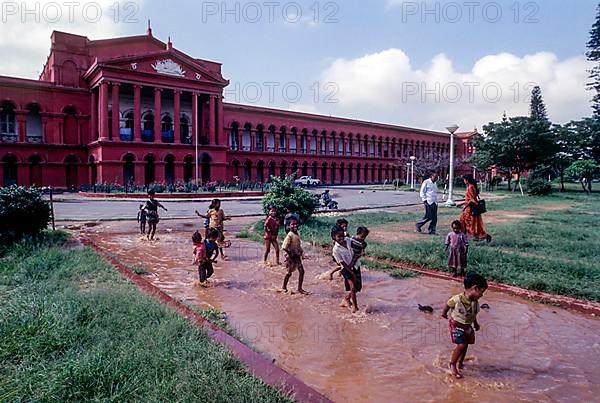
281, 218, 308, 294
445, 220, 469, 277
192, 229, 219, 286
332, 226, 363, 313
137, 204, 147, 234
441, 272, 488, 379
263, 206, 281, 266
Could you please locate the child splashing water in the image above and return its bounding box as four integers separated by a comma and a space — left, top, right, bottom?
192, 229, 219, 286
332, 226, 364, 313
263, 206, 281, 266
281, 218, 309, 295
144, 190, 168, 240
441, 272, 488, 379
137, 204, 147, 234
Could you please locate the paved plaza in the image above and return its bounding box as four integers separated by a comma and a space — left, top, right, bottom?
50, 187, 433, 221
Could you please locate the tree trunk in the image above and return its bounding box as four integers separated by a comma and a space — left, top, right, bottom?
559, 171, 565, 192
588, 179, 592, 193
580, 179, 589, 194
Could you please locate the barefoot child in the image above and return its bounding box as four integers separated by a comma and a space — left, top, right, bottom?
445, 220, 469, 276
441, 272, 488, 379
349, 226, 369, 269
281, 218, 308, 294
263, 206, 281, 265
137, 204, 147, 234
332, 226, 362, 313
328, 219, 350, 279
145, 190, 168, 240
192, 231, 209, 284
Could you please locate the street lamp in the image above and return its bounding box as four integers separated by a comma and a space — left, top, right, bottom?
406, 162, 410, 186
445, 124, 459, 206
409, 156, 416, 189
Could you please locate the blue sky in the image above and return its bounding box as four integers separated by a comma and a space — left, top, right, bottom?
0, 0, 598, 130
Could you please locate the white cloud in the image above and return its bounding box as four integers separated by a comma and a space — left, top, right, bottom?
0, 0, 144, 79
318, 48, 593, 130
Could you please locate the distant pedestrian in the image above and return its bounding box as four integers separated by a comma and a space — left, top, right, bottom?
415, 172, 439, 235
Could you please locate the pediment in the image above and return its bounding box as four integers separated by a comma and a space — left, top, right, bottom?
101, 51, 226, 85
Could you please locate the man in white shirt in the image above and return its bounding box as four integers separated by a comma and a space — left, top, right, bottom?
415, 172, 439, 235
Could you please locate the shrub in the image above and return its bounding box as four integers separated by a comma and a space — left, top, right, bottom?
0, 186, 51, 244
262, 175, 317, 223
527, 177, 553, 196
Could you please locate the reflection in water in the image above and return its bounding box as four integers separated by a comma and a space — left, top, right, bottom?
83, 220, 600, 402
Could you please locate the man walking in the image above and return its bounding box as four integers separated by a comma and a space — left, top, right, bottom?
415, 172, 439, 235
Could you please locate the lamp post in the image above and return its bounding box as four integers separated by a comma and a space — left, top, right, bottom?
406, 162, 410, 186
409, 156, 416, 189
445, 124, 459, 207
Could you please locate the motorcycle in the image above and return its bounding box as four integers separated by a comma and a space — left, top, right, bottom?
319, 195, 338, 210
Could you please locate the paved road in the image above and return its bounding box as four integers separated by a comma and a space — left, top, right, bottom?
50, 187, 433, 221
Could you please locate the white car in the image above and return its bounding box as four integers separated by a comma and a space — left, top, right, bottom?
294, 176, 321, 186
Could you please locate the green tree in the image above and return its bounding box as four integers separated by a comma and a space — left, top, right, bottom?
530, 85, 549, 122
262, 175, 316, 223
587, 3, 600, 116
471, 116, 558, 191
565, 160, 598, 193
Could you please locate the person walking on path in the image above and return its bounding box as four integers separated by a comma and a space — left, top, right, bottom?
458, 174, 492, 243
415, 172, 439, 235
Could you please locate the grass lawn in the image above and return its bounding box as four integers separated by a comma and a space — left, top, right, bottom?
0, 232, 290, 402
250, 190, 600, 301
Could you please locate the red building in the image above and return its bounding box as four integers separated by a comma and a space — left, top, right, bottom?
0, 28, 474, 189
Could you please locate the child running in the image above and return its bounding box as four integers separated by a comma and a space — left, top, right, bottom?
263, 206, 281, 266
192, 229, 219, 286
332, 226, 363, 313
144, 190, 168, 240
445, 220, 469, 277
137, 204, 147, 234
441, 272, 488, 379
329, 224, 369, 280
281, 218, 308, 294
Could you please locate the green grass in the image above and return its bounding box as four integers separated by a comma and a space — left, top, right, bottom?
249, 192, 600, 301
0, 232, 291, 402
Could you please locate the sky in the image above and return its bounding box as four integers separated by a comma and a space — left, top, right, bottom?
0, 0, 597, 131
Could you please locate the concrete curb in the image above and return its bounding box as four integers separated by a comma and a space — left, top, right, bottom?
366, 258, 600, 316
80, 237, 332, 403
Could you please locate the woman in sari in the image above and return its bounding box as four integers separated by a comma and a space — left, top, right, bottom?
458, 174, 492, 243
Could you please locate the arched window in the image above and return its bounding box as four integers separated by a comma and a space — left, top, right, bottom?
256, 126, 264, 152
279, 128, 286, 152
242, 124, 251, 151
180, 114, 191, 144
26, 104, 43, 143
267, 126, 276, 152
229, 123, 239, 151
0, 102, 17, 141
121, 111, 134, 141
161, 115, 174, 143
142, 112, 154, 142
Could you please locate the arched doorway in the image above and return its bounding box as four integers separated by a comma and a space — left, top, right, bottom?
184, 155, 194, 183
2, 154, 18, 186
280, 161, 287, 178
64, 155, 79, 190
301, 162, 308, 177
321, 163, 328, 184
89, 156, 97, 185
291, 161, 299, 179
339, 163, 345, 184
231, 160, 240, 179
243, 160, 252, 181
256, 160, 264, 182
311, 162, 318, 179
201, 153, 211, 183
268, 161, 276, 180
28, 155, 43, 186
331, 163, 336, 184
123, 154, 135, 185
144, 155, 155, 185
164, 154, 175, 184
348, 163, 353, 183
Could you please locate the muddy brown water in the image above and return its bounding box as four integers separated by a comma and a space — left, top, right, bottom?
81, 220, 600, 403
